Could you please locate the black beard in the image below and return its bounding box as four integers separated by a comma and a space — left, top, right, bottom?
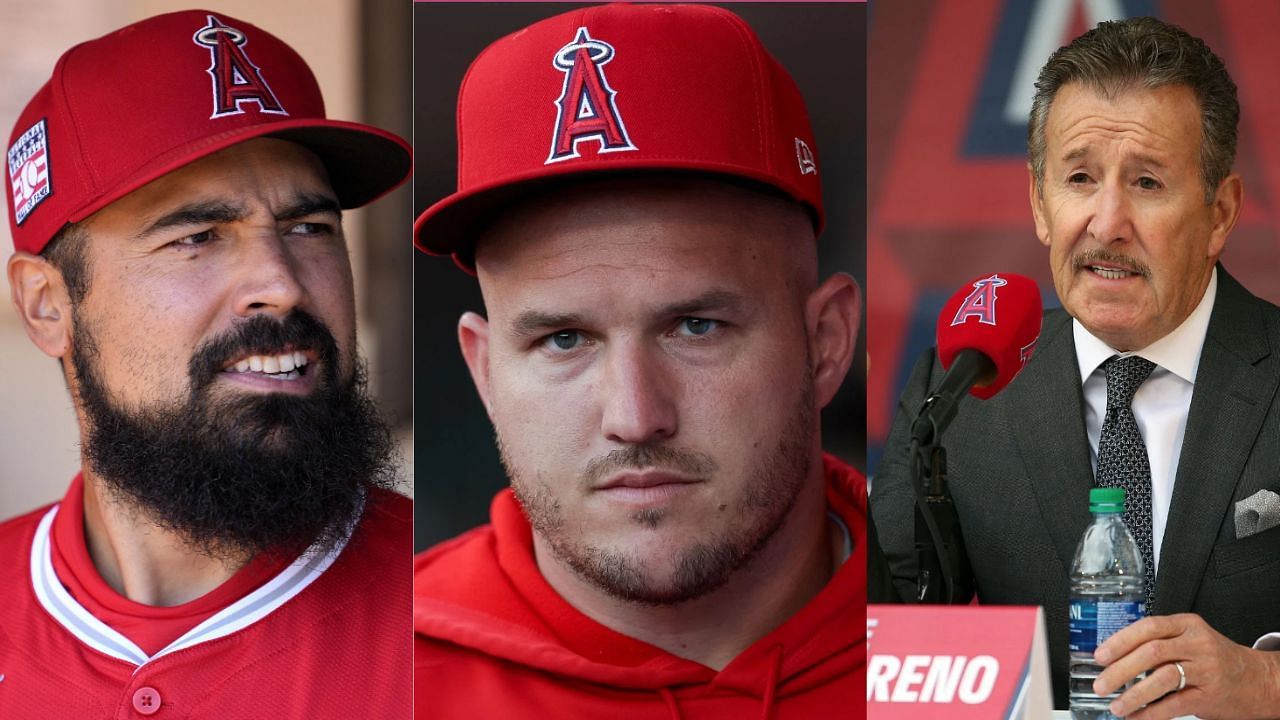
72, 311, 397, 562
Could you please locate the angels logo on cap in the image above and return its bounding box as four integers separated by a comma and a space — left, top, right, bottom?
194, 14, 287, 119
547, 27, 636, 164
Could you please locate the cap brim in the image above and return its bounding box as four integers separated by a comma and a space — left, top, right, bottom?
414, 159, 821, 274
67, 118, 412, 227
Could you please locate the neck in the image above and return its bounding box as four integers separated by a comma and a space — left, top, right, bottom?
534, 456, 836, 670
81, 470, 246, 606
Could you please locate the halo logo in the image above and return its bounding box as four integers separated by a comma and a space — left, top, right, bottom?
546, 27, 637, 164
194, 15, 287, 119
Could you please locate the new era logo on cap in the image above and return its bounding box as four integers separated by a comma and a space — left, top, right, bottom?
8, 119, 51, 226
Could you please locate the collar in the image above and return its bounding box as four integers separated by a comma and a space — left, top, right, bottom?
29, 489, 363, 669
1073, 266, 1217, 384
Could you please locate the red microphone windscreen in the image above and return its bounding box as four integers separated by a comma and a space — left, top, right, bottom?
936, 273, 1043, 399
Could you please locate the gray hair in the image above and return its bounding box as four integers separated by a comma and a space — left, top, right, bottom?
1028, 16, 1238, 202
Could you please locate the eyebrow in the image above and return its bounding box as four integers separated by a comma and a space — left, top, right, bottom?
136, 200, 246, 240
658, 288, 748, 318
134, 192, 341, 241
508, 288, 750, 337
1060, 146, 1169, 169
275, 192, 342, 222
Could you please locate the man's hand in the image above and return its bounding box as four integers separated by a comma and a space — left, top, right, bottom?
1092, 613, 1280, 719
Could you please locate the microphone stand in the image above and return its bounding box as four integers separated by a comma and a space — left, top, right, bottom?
910, 437, 973, 603
908, 351, 985, 605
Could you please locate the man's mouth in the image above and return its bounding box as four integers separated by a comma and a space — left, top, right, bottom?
222, 350, 312, 381
1086, 264, 1141, 280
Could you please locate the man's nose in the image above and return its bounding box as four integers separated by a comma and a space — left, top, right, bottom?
229, 234, 308, 318
1086, 180, 1136, 245
598, 340, 678, 445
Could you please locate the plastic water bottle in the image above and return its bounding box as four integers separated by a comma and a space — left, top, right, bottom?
1068, 487, 1146, 719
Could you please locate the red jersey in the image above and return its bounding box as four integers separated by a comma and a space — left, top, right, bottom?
0, 482, 412, 719
414, 454, 868, 720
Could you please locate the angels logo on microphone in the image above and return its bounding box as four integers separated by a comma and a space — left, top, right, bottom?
951, 274, 1008, 327
546, 27, 637, 164
193, 15, 287, 119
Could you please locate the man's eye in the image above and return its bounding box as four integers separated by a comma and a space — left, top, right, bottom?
543, 330, 584, 351
287, 222, 333, 237
1136, 176, 1162, 190
173, 230, 214, 248
1067, 172, 1091, 185
676, 317, 719, 337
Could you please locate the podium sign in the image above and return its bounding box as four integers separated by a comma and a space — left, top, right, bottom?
867, 605, 1053, 718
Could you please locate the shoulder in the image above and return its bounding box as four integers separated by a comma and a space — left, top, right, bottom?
413, 523, 498, 594
0, 502, 55, 558
356, 487, 412, 544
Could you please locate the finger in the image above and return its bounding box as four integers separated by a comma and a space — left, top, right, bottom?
1094, 638, 1176, 696
1121, 687, 1198, 720
1106, 663, 1182, 717
1097, 615, 1185, 665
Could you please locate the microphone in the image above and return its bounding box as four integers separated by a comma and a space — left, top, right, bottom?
903, 272, 1042, 604
910, 273, 1043, 445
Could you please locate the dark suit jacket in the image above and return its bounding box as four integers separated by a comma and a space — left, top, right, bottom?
870, 268, 1280, 708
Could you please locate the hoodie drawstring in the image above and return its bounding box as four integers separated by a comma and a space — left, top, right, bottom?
759, 644, 784, 720
660, 687, 683, 720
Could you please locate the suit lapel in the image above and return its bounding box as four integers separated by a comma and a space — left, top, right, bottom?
1007, 311, 1097, 572
1158, 270, 1278, 613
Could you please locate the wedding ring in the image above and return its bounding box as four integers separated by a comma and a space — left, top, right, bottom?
1174, 661, 1187, 692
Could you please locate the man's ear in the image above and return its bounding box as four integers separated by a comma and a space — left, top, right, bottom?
8, 252, 72, 359
805, 273, 860, 409
458, 311, 494, 418
1029, 167, 1051, 248
1207, 173, 1243, 260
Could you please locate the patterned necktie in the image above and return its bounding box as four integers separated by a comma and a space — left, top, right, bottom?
1096, 355, 1157, 608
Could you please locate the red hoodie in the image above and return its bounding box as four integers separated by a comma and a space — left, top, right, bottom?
414, 454, 867, 720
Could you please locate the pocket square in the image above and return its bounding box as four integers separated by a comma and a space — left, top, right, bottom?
1235, 489, 1280, 539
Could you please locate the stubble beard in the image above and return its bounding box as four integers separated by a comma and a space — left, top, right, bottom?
503, 373, 816, 607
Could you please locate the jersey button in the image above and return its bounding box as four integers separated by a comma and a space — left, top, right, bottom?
132, 686, 161, 715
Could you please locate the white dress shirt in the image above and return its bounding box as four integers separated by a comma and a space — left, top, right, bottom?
1073, 268, 1218, 577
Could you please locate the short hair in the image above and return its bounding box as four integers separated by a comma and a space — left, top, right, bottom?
39, 223, 91, 305
1028, 16, 1238, 202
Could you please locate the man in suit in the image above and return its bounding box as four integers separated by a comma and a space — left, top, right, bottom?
871, 17, 1280, 718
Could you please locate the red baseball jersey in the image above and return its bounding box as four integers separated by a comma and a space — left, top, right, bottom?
0, 483, 411, 718
414, 454, 868, 720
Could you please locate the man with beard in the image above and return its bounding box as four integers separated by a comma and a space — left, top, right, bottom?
871, 17, 1280, 718
0, 11, 411, 718
413, 5, 866, 718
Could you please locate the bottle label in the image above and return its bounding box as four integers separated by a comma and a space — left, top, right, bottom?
1068, 599, 1145, 653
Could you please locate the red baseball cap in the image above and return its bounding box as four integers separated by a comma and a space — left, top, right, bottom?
415, 3, 823, 270
6, 9, 412, 255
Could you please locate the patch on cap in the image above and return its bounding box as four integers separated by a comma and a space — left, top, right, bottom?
8, 118, 52, 226
193, 14, 288, 120
546, 27, 637, 164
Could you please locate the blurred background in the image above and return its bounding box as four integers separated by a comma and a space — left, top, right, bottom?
868, 0, 1280, 469
0, 0, 413, 520
415, 2, 868, 550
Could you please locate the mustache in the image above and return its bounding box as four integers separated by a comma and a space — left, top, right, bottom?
188, 312, 340, 390
582, 444, 719, 487
1072, 248, 1151, 278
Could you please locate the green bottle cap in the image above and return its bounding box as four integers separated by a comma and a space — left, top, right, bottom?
1089, 487, 1125, 512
